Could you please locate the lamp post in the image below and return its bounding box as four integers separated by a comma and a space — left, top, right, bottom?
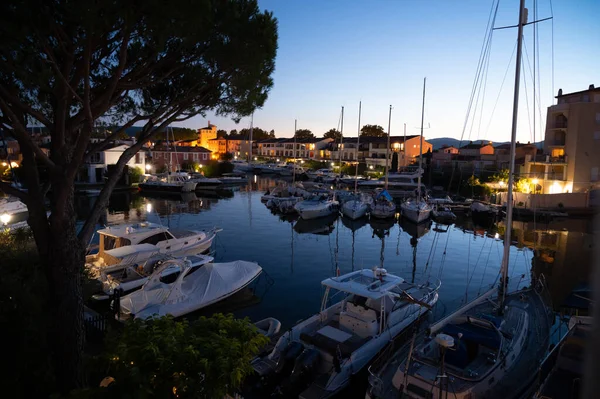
1, 213, 10, 226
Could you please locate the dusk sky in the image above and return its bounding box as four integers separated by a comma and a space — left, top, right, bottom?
178, 0, 599, 144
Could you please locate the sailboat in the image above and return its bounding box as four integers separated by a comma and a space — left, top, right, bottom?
371, 105, 397, 219
342, 101, 372, 220
400, 79, 432, 224
366, 3, 552, 398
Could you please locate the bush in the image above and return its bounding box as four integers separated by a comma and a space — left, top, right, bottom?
220, 152, 234, 161
76, 314, 268, 399
202, 160, 234, 177
181, 161, 200, 172
0, 229, 54, 398
303, 160, 328, 171
127, 166, 144, 184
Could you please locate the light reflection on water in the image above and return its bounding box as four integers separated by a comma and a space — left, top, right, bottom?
77, 176, 593, 328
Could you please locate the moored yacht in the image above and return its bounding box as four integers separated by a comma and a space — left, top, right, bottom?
294, 196, 339, 220
371, 189, 396, 219
251, 268, 440, 398
86, 222, 219, 282
400, 198, 432, 224
139, 171, 197, 193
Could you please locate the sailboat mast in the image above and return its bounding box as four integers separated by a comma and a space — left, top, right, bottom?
385, 105, 392, 190
403, 123, 406, 169
418, 78, 426, 201
249, 113, 254, 165
293, 119, 297, 183
354, 101, 362, 193
339, 106, 344, 176
500, 0, 526, 308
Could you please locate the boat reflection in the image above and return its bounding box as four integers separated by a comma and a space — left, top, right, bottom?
340, 215, 368, 232
399, 217, 431, 239
294, 213, 338, 235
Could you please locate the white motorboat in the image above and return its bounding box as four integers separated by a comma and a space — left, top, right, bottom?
278, 197, 303, 214
86, 222, 219, 280
117, 256, 262, 320
251, 268, 440, 398
95, 253, 214, 300
294, 197, 339, 220
371, 189, 396, 219
139, 172, 197, 193
401, 198, 432, 224
253, 163, 285, 175
278, 163, 306, 177
431, 205, 457, 223
231, 159, 253, 172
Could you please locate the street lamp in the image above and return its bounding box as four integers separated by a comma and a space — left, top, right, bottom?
369, 165, 374, 170
499, 181, 505, 187
146, 203, 152, 213
1, 213, 10, 226
145, 164, 152, 172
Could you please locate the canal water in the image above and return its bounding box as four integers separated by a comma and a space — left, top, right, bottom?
77, 175, 594, 329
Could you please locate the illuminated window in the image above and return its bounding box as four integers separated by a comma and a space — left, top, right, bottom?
551, 148, 564, 157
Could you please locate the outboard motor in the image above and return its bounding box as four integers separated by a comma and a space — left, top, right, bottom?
274, 341, 304, 374
278, 348, 321, 396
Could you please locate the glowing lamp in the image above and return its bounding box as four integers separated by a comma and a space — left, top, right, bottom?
0, 213, 10, 225
146, 203, 152, 213
145, 164, 152, 171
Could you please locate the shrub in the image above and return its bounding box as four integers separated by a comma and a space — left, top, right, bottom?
127, 166, 144, 184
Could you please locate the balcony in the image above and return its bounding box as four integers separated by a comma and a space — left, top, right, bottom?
548, 139, 565, 146
551, 121, 568, 129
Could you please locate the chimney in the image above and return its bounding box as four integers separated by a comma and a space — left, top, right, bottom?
208, 120, 211, 126
558, 88, 563, 96
590, 84, 595, 90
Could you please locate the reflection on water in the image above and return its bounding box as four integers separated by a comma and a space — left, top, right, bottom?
80, 176, 593, 327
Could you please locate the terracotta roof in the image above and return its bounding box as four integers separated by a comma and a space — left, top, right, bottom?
152, 145, 211, 153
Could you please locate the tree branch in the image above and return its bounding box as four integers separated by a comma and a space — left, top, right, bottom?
0, 97, 58, 170
0, 85, 53, 128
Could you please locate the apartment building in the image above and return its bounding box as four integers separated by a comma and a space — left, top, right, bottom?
522, 84, 600, 193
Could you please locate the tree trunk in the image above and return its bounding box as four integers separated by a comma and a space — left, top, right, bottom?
44, 179, 86, 393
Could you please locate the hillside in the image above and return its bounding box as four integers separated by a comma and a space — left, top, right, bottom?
428, 137, 543, 150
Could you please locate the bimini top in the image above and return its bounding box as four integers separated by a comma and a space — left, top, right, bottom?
104, 243, 159, 260
322, 269, 405, 300
97, 222, 168, 239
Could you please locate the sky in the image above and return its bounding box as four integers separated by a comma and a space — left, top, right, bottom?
177, 0, 599, 144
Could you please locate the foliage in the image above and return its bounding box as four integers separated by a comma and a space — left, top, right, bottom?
490, 169, 510, 185
181, 161, 200, 172
0, 229, 54, 398
360, 124, 386, 137
303, 160, 328, 171
77, 315, 268, 399
127, 167, 144, 184
294, 129, 314, 139
323, 128, 341, 140
202, 160, 234, 177
170, 127, 198, 142
467, 175, 481, 187
515, 178, 533, 193
91, 129, 129, 140
220, 152, 234, 161
340, 162, 366, 176
217, 129, 228, 138
238, 127, 275, 140
391, 152, 398, 171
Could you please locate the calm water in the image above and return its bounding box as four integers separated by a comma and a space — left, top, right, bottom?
77, 176, 594, 328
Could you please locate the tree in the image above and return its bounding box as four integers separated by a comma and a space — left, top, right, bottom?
323, 128, 341, 140
217, 129, 228, 138
80, 315, 268, 399
170, 127, 198, 141
0, 0, 277, 393
360, 124, 386, 137
391, 152, 398, 172
295, 129, 314, 139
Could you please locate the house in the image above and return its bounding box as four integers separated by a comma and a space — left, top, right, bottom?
361, 135, 432, 169
206, 133, 254, 158
521, 84, 600, 193
151, 145, 211, 172
79, 143, 147, 184
459, 141, 494, 156
197, 122, 218, 149
440, 145, 459, 154
495, 142, 538, 170
0, 137, 22, 166
257, 137, 333, 160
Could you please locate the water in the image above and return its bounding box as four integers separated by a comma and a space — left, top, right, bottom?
79, 176, 593, 329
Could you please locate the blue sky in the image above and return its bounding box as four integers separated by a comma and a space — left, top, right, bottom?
178, 0, 599, 143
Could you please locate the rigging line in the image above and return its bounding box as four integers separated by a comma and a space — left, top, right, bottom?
436, 226, 452, 280
523, 38, 543, 141
533, 0, 537, 147
520, 47, 534, 144
478, 236, 497, 295
475, 29, 494, 141
465, 234, 489, 297
459, 0, 499, 144
483, 39, 519, 138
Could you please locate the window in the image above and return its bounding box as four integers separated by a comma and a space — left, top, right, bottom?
193, 153, 198, 161
596, 113, 600, 123
595, 94, 600, 103
139, 232, 170, 245
595, 132, 600, 141
203, 153, 207, 160
183, 153, 188, 160
155, 152, 161, 159
551, 148, 564, 158
592, 167, 599, 182
135, 153, 143, 164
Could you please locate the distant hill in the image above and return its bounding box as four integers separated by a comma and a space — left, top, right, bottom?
428, 137, 543, 150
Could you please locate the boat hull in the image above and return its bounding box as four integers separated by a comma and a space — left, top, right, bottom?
295, 201, 339, 220
341, 200, 369, 220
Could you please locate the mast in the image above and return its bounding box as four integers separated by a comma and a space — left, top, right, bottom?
293, 119, 297, 183
384, 105, 392, 190
500, 0, 526, 309
403, 123, 406, 169
249, 113, 254, 165
418, 78, 426, 201
354, 101, 362, 193
339, 106, 344, 177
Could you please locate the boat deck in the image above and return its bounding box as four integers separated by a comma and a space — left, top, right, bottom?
169, 229, 201, 239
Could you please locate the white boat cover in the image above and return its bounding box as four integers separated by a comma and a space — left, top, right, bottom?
120, 259, 262, 319
104, 243, 158, 260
